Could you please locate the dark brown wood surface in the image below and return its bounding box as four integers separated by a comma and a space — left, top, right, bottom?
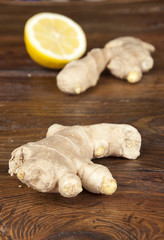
0, 1, 164, 240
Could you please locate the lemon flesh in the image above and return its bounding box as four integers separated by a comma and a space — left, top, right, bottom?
24, 13, 87, 69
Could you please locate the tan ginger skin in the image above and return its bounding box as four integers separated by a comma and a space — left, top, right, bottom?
57, 36, 155, 94
9, 123, 141, 198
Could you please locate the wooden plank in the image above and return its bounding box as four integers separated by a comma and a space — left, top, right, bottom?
0, 1, 164, 240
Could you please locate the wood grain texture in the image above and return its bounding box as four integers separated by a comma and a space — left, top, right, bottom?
0, 1, 164, 240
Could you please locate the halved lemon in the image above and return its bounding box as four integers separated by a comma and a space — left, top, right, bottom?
24, 12, 87, 69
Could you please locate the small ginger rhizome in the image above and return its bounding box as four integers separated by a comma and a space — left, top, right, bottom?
57, 37, 155, 94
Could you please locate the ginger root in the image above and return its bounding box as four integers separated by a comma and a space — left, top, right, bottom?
9, 123, 141, 198
105, 36, 155, 83
57, 48, 110, 94
57, 36, 154, 94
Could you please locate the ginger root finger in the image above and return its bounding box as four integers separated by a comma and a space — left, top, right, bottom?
79, 163, 117, 195
9, 123, 141, 197
56, 48, 111, 94
46, 124, 67, 137
105, 36, 155, 83
58, 173, 82, 197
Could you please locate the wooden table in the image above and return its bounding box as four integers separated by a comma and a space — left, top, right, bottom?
0, 1, 164, 239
